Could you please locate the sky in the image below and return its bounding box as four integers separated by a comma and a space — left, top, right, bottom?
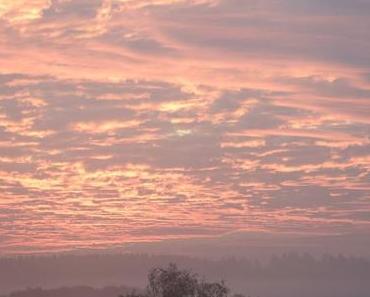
0, 0, 369, 256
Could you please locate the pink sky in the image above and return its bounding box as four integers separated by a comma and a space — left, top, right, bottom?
0, 0, 369, 255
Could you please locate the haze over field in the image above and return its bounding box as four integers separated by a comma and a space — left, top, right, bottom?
1, 253, 370, 297
0, 0, 369, 296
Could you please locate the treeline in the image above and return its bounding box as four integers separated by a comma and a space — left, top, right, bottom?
1, 286, 132, 297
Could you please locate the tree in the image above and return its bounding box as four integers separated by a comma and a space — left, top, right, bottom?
120, 263, 245, 297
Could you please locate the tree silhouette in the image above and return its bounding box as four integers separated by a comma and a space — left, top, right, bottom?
120, 263, 245, 297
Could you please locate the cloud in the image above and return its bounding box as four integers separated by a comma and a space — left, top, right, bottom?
0, 0, 369, 255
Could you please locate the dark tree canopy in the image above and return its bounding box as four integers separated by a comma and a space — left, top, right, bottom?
121, 263, 245, 297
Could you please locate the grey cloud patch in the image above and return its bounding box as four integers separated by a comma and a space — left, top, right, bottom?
100, 28, 177, 56
260, 145, 331, 166
43, 0, 103, 19
237, 106, 283, 130
277, 76, 370, 100
154, 0, 370, 67
210, 89, 263, 113
277, 0, 370, 16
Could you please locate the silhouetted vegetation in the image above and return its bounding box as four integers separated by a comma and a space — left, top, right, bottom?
120, 263, 245, 297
